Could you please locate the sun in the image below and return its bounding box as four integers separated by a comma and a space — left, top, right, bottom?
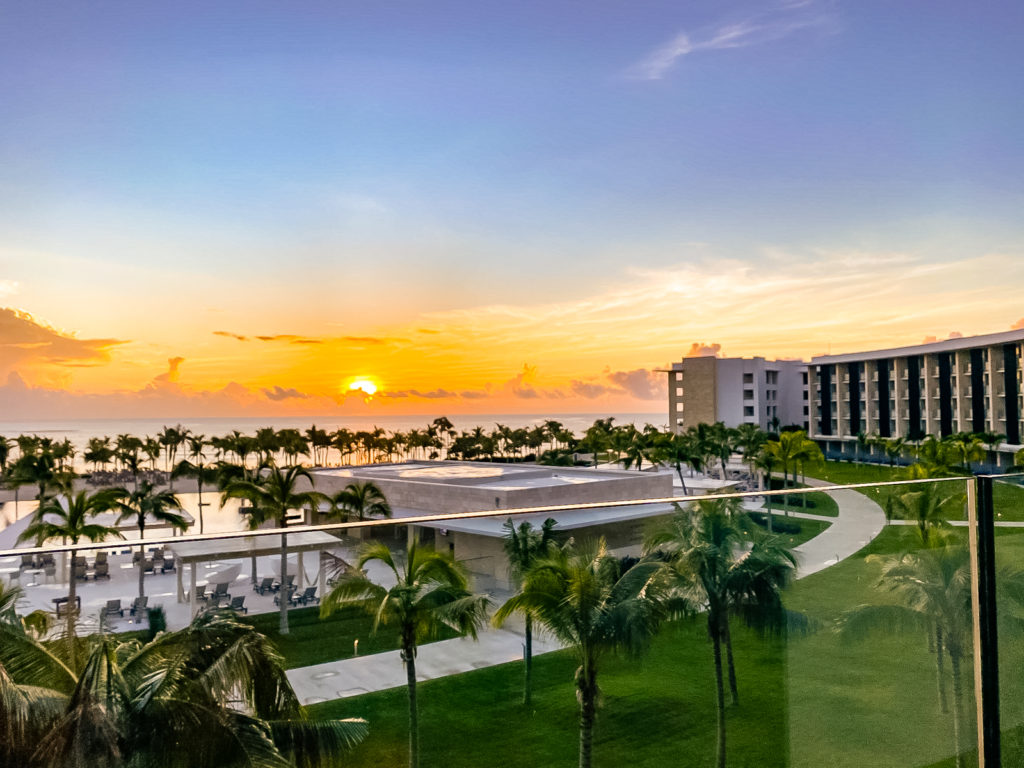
348, 379, 378, 396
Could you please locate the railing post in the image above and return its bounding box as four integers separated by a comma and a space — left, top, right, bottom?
968, 475, 1001, 768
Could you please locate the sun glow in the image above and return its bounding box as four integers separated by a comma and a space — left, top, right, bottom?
348, 379, 378, 396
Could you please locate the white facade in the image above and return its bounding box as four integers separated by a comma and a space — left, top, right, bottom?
667, 356, 808, 432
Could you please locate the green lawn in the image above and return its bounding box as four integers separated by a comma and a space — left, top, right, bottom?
764, 489, 840, 517
804, 460, 1024, 522
243, 604, 458, 669
306, 526, 1024, 768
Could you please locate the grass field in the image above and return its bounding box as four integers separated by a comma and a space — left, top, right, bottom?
307, 525, 1024, 768
244, 604, 459, 669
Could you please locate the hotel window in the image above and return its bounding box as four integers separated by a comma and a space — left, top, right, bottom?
744, 406, 755, 417
744, 389, 754, 400
675, 387, 683, 396
743, 373, 753, 384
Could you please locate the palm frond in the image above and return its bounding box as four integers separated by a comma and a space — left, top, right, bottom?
268, 717, 369, 768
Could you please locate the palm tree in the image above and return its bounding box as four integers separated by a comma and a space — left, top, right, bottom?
322, 541, 489, 768
18, 488, 126, 648
171, 457, 219, 534
887, 483, 964, 546
330, 481, 392, 522
114, 481, 189, 598
500, 517, 558, 706
0, 609, 367, 767
646, 499, 797, 768
837, 544, 974, 767
765, 430, 823, 511
494, 539, 668, 768
223, 465, 329, 635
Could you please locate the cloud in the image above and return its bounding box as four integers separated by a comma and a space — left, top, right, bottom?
948, 331, 963, 339
627, 1, 835, 80
0, 281, 18, 298
686, 342, 721, 358
1013, 319, 1024, 331
263, 385, 311, 401
153, 356, 185, 384
215, 331, 398, 347
376, 388, 458, 399
418, 328, 441, 335
0, 308, 127, 375
607, 368, 667, 400
213, 330, 249, 341
459, 390, 489, 399
922, 335, 938, 344
570, 380, 617, 399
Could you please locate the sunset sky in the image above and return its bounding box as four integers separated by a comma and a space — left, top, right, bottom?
2, 1, 1023, 419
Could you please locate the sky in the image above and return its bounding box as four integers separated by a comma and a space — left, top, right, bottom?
2, 0, 1023, 419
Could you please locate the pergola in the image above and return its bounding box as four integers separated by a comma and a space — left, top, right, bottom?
169, 531, 342, 615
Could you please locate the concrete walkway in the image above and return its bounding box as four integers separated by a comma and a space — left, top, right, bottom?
288, 623, 561, 705
287, 476, 888, 705
786, 477, 887, 579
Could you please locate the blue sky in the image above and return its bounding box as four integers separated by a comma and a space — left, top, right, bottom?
1, 1, 1023, 417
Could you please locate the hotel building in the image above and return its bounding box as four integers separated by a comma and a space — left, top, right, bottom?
667, 356, 808, 433
808, 329, 1024, 461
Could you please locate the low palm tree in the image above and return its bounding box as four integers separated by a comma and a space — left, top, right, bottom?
223, 465, 329, 635
18, 488, 126, 651
499, 517, 558, 706
114, 481, 189, 598
171, 457, 219, 534
646, 499, 797, 768
0, 609, 367, 767
494, 539, 668, 768
322, 541, 489, 768
330, 481, 392, 522
887, 483, 964, 547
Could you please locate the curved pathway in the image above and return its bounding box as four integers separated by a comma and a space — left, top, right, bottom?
786, 477, 886, 579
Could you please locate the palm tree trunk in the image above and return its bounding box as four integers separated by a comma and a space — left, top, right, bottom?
66, 562, 78, 668
578, 658, 597, 768
279, 529, 290, 635
138, 539, 146, 599
404, 638, 419, 768
712, 631, 727, 768
524, 613, 533, 706
950, 651, 964, 768
935, 626, 948, 714
197, 479, 204, 534
676, 465, 688, 494
724, 620, 739, 705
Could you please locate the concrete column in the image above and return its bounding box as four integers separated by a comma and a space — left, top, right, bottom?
864, 361, 877, 436
893, 358, 907, 438
176, 563, 184, 603
297, 551, 305, 589
318, 553, 326, 595
923, 353, 937, 436
189, 562, 197, 616
987, 344, 1000, 433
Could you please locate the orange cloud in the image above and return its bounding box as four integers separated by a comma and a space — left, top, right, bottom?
0, 308, 127, 376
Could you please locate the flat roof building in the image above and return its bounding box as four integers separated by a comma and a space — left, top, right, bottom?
667, 356, 808, 433
808, 329, 1024, 456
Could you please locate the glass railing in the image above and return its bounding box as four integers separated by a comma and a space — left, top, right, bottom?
0, 470, 1013, 767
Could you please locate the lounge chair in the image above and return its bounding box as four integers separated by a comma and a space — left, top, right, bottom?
194, 585, 208, 602
93, 551, 108, 565
93, 561, 109, 580
254, 577, 274, 595
133, 550, 144, 565
73, 563, 88, 581
207, 594, 225, 609
290, 586, 318, 606
19, 554, 35, 571
274, 585, 297, 606
105, 599, 123, 617
129, 596, 148, 617
142, 558, 155, 574
229, 595, 247, 614
44, 562, 58, 582
209, 581, 230, 601
39, 553, 55, 567
160, 556, 176, 573
272, 574, 295, 593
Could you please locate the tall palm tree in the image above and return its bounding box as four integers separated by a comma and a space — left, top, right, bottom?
330, 481, 392, 522
765, 430, 823, 512
18, 489, 126, 649
322, 541, 489, 768
114, 481, 189, 598
494, 539, 668, 768
223, 465, 329, 635
500, 517, 558, 706
837, 544, 975, 768
646, 499, 797, 768
0, 610, 367, 767
171, 457, 219, 534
